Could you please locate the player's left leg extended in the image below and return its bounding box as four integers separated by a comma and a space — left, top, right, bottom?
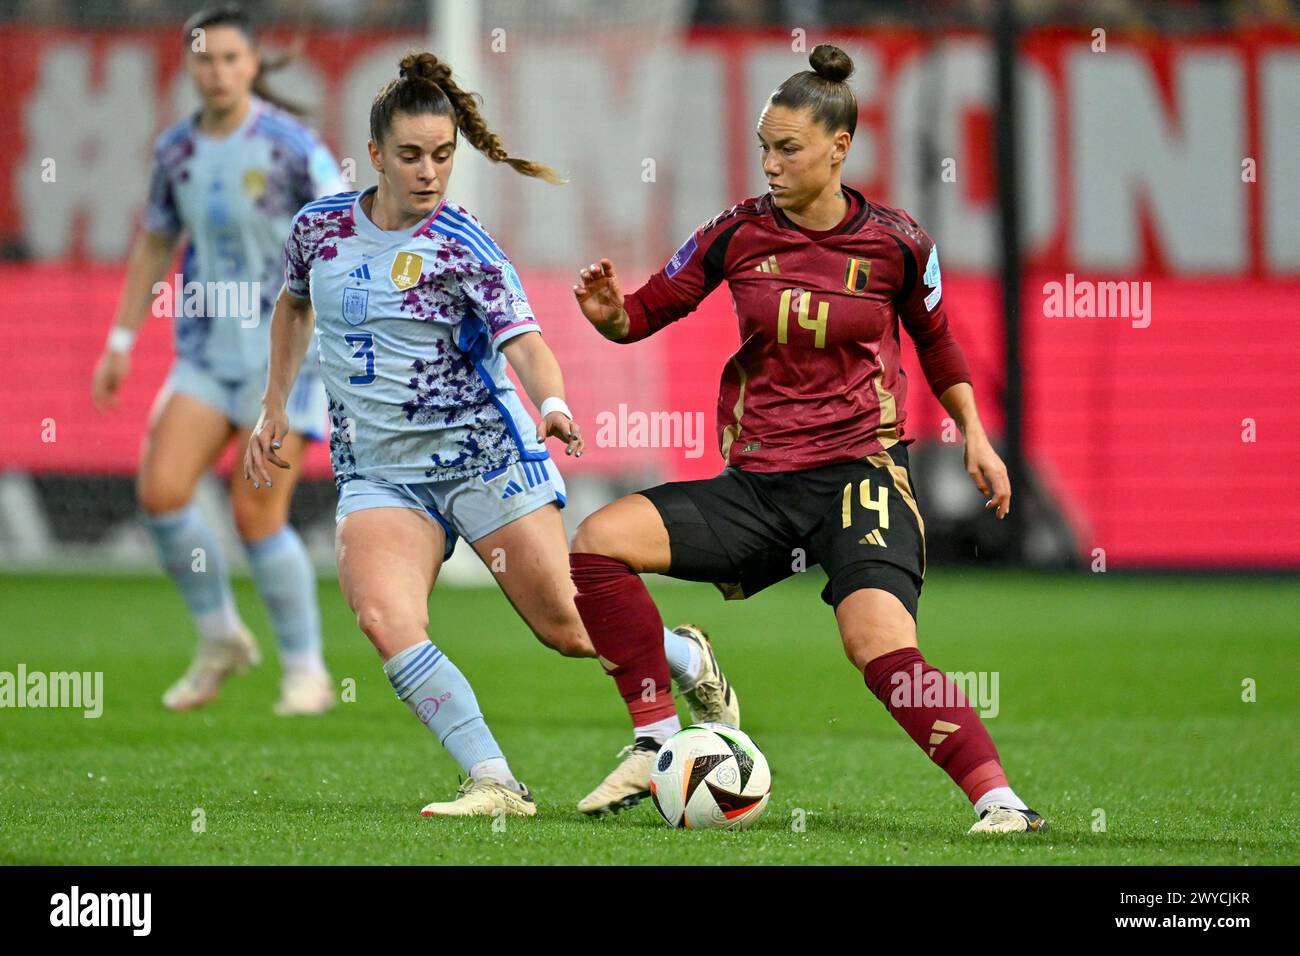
817, 448, 1045, 834
836, 590, 1046, 833
820, 449, 1043, 832
230, 429, 334, 716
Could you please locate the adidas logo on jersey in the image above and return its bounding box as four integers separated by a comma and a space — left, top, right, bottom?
755, 255, 780, 274
348, 264, 372, 280
859, 529, 887, 547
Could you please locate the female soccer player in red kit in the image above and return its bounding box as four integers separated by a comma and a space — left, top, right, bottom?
570, 44, 1046, 833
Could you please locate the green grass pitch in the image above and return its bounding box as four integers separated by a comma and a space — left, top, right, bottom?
1, 569, 1296, 865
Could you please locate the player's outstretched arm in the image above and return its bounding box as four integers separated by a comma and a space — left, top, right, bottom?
938, 382, 1010, 519
245, 286, 315, 488
92, 229, 183, 410
572, 258, 630, 341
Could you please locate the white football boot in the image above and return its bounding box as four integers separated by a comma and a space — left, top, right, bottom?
273, 670, 337, 716
578, 742, 657, 815
672, 624, 740, 728
968, 804, 1049, 834
162, 626, 261, 711
420, 778, 537, 817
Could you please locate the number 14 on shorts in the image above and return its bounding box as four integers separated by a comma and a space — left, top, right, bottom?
842, 478, 889, 530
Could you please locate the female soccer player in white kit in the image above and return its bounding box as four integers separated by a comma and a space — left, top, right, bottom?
244, 52, 730, 817
92, 5, 343, 715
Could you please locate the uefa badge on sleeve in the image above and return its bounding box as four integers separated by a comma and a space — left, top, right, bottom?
665, 233, 698, 279
342, 287, 369, 326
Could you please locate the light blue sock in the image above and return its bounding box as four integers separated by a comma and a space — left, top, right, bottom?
143, 504, 241, 641
383, 640, 517, 786
245, 525, 324, 673
663, 627, 701, 685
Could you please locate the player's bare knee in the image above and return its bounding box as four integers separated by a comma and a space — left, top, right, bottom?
571, 513, 620, 559
355, 602, 427, 651
136, 479, 189, 517
842, 625, 913, 671
841, 634, 874, 672
568, 516, 600, 554
231, 499, 283, 543
838, 609, 913, 670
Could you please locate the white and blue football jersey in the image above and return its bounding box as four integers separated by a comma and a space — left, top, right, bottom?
145, 96, 346, 381
283, 187, 547, 486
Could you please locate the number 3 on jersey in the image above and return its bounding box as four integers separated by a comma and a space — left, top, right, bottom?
345, 332, 376, 385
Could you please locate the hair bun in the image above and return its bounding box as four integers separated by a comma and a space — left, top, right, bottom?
809, 43, 853, 83
398, 51, 451, 84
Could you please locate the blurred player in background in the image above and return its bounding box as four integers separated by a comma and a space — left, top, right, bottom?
571, 44, 1047, 833
245, 52, 735, 818
91, 4, 343, 715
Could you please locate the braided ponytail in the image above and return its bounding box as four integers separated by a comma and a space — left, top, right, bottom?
370, 52, 565, 185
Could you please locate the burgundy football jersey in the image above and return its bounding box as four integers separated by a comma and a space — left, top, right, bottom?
620, 184, 972, 472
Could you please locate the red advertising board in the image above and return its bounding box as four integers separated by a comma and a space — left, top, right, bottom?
2, 25, 1297, 566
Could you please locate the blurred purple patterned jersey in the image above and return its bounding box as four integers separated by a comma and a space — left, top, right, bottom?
283, 186, 546, 486
144, 96, 346, 380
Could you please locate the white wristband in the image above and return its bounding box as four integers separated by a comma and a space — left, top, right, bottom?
106, 327, 136, 354
539, 396, 572, 420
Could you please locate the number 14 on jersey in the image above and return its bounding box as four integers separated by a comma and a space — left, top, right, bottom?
777, 288, 829, 349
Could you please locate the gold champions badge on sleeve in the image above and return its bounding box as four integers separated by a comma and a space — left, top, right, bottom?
844, 256, 871, 295
390, 251, 424, 291
241, 168, 267, 200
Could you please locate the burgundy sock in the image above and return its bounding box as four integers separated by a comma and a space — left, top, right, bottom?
864, 647, 1009, 805
570, 552, 675, 728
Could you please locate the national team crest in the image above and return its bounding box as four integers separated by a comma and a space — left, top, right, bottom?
342, 287, 369, 326
390, 251, 424, 291
844, 257, 871, 295
242, 168, 267, 200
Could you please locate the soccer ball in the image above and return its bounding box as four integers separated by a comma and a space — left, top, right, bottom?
649, 723, 771, 829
